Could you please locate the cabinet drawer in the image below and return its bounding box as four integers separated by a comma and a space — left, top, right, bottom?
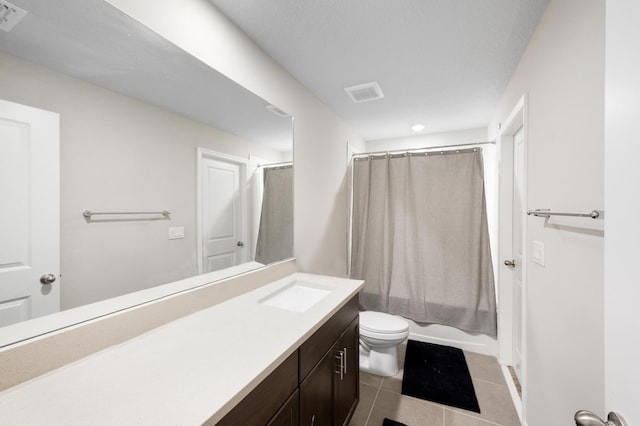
299, 296, 358, 381
214, 351, 299, 426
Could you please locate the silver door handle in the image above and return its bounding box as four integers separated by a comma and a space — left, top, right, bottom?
236, 241, 244, 247
575, 410, 627, 426
504, 259, 516, 267
40, 274, 56, 285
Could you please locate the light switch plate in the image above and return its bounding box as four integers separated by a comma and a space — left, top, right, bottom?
533, 240, 545, 267
168, 226, 185, 240
0, 1, 28, 33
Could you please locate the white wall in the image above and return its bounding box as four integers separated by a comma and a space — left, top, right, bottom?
604, 1, 640, 423
489, 0, 604, 424
0, 51, 283, 309
105, 0, 366, 277
366, 128, 488, 152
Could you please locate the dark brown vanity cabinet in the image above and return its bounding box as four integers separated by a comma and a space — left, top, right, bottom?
300, 317, 359, 426
299, 297, 359, 426
216, 296, 359, 426
214, 352, 299, 426
268, 390, 300, 426
334, 319, 359, 426
300, 351, 334, 426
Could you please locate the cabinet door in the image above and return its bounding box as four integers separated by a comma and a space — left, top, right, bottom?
300, 350, 333, 426
299, 297, 359, 381
268, 390, 299, 426
334, 318, 359, 426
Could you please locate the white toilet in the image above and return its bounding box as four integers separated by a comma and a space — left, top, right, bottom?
359, 311, 410, 377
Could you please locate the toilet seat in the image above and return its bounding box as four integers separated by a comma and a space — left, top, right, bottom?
359, 311, 409, 337
360, 328, 409, 341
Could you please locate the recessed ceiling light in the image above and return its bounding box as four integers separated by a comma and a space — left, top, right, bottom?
411, 124, 425, 132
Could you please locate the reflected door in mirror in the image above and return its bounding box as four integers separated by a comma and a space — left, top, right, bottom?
0, 99, 60, 326
200, 153, 248, 272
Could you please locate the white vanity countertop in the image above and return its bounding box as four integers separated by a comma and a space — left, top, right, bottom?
0, 273, 363, 425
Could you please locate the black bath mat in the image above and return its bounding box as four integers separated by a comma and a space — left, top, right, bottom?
383, 418, 408, 426
401, 340, 480, 413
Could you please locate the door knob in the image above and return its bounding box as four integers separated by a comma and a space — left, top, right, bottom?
575, 410, 628, 426
236, 241, 244, 247
504, 259, 516, 267
40, 273, 56, 285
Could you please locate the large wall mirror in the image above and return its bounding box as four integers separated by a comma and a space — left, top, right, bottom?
0, 0, 293, 345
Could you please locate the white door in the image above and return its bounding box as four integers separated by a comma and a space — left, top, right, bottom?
512, 126, 525, 382
198, 150, 247, 273
498, 96, 527, 420
0, 99, 60, 327
603, 2, 639, 423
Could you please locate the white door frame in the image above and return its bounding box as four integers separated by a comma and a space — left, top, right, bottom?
497, 94, 528, 419
196, 148, 249, 274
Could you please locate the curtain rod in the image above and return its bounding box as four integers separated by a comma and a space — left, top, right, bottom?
351, 140, 495, 159
258, 161, 292, 169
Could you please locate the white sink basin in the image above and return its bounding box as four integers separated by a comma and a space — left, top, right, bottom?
259, 282, 331, 313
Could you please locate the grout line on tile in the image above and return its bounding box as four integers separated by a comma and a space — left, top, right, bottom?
442, 406, 446, 426
474, 377, 509, 386
445, 408, 503, 426
364, 380, 383, 426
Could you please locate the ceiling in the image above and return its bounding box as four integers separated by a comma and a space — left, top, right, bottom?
208, 0, 549, 141
0, 0, 292, 152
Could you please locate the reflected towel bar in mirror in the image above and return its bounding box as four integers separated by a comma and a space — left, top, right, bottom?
82, 210, 171, 218
527, 209, 604, 219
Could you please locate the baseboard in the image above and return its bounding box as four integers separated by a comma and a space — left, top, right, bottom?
406, 321, 498, 356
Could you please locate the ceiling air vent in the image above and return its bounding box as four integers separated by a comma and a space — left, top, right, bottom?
0, 0, 27, 32
344, 82, 385, 103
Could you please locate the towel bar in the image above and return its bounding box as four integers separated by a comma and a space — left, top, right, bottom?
82, 210, 171, 218
527, 209, 604, 219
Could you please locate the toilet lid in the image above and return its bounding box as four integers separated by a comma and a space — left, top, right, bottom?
359, 311, 409, 334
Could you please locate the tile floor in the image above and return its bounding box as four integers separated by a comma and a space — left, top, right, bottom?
349, 343, 521, 426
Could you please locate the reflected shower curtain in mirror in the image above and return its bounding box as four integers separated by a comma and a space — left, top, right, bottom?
350, 149, 497, 336
255, 166, 293, 264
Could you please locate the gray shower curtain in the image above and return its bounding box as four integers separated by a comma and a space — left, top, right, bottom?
350, 149, 497, 336
255, 166, 293, 264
